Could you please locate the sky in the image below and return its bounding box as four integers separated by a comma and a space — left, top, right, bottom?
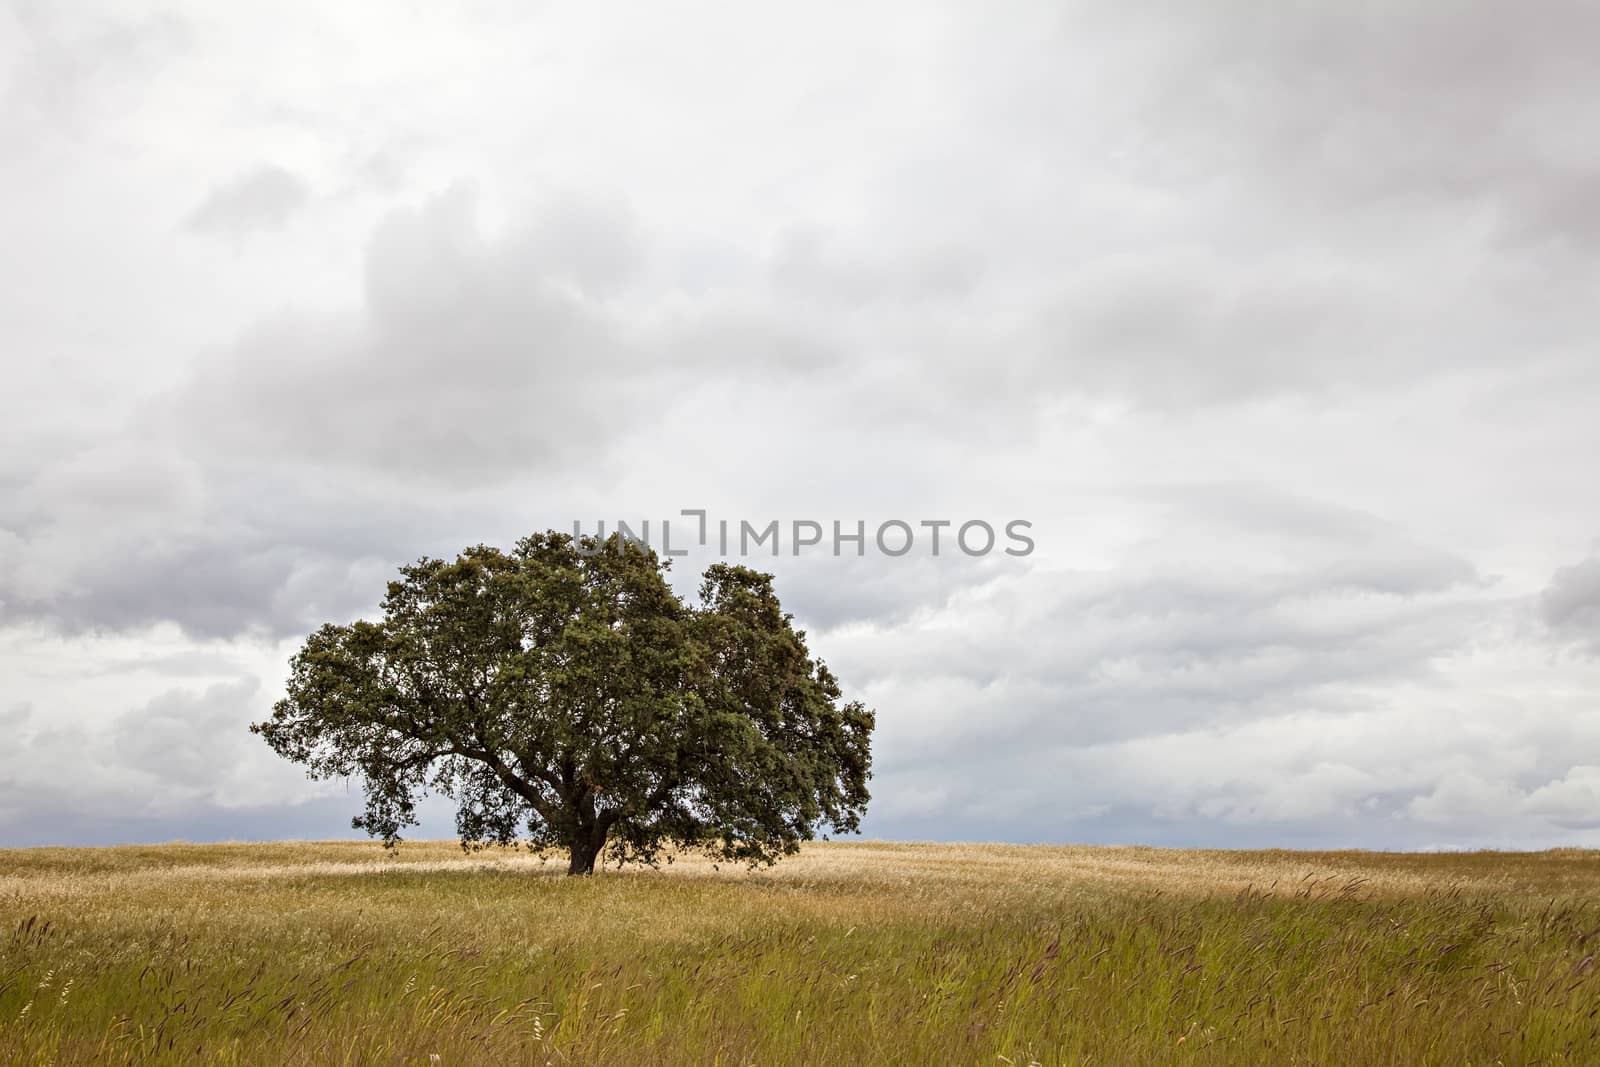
5, 0, 1600, 851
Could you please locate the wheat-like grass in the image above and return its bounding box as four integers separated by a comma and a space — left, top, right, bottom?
2, 840, 1598, 1064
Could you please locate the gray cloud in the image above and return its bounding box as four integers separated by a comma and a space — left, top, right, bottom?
1104, 1, 1600, 235
161, 185, 842, 490
776, 551, 1005, 634
186, 164, 310, 238
0, 454, 488, 638
0, 702, 29, 730
1, 2, 190, 155
0, 676, 304, 836
800, 2, 1600, 417
4, 1, 1600, 850
1542, 553, 1600, 653
770, 226, 983, 307
108, 678, 259, 786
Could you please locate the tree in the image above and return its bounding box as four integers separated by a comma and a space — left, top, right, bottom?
252, 531, 874, 874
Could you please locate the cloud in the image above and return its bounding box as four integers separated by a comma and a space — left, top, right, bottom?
0, 452, 464, 639
1, 2, 190, 154
1111, 0, 1600, 237
186, 164, 310, 238
3, 1, 1600, 852
0, 702, 30, 730
778, 551, 1004, 634
108, 678, 260, 787
162, 185, 844, 490
1542, 553, 1600, 653
770, 225, 983, 307
0, 435, 402, 637
0, 676, 310, 835
827, 487, 1549, 846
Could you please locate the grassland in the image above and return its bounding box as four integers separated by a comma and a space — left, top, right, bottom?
2, 840, 1599, 1064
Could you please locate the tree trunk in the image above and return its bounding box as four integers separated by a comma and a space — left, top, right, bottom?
567, 834, 600, 876
567, 786, 615, 875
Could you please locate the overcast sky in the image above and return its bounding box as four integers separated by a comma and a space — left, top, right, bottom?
5, 0, 1600, 851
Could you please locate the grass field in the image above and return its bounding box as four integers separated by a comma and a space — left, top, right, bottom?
2, 840, 1599, 1064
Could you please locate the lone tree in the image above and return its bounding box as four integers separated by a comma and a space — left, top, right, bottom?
252, 532, 874, 874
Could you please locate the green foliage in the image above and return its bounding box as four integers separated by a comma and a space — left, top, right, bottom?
251, 532, 874, 873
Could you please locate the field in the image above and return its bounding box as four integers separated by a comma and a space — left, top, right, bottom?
2, 841, 1599, 1064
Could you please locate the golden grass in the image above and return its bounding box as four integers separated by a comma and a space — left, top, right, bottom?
2, 839, 1599, 1064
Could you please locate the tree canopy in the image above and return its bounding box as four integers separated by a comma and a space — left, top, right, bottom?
252, 532, 874, 874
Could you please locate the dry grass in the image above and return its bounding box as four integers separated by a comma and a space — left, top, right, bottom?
2, 839, 1599, 1064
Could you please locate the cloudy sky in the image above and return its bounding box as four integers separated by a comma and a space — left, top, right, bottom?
5, 0, 1600, 851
